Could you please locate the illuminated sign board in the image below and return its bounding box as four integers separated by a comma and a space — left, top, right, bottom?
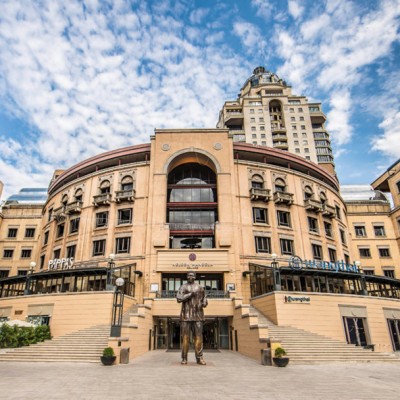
48, 258, 74, 271
289, 256, 360, 274
284, 295, 310, 304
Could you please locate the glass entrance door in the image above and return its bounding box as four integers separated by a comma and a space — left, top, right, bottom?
343, 317, 368, 346
387, 319, 400, 351
168, 319, 181, 350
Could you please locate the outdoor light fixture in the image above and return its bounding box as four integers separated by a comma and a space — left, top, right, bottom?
115, 277, 125, 287
134, 270, 143, 277
242, 271, 252, 277
29, 261, 37, 270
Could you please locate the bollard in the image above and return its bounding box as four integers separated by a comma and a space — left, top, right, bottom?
120, 348, 130, 364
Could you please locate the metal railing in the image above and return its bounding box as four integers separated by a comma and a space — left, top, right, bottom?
115, 189, 135, 202
157, 290, 229, 299
169, 223, 215, 231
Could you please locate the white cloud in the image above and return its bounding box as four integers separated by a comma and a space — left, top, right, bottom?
326, 90, 353, 146
372, 111, 400, 158
0, 0, 249, 198
232, 21, 267, 55
251, 0, 273, 20
287, 0, 304, 20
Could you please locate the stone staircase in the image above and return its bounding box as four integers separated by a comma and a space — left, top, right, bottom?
0, 325, 110, 363
250, 306, 400, 364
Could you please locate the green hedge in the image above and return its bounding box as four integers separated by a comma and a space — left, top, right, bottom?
0, 324, 52, 348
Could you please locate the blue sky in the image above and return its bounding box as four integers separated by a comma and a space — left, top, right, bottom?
0, 0, 399, 199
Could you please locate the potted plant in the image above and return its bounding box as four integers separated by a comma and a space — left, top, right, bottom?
273, 346, 289, 367
100, 347, 116, 366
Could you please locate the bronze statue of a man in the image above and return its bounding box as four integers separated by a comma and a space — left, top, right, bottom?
176, 271, 208, 365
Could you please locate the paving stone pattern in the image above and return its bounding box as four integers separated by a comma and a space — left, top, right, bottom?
0, 350, 399, 400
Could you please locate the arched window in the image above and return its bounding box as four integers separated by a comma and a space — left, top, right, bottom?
61, 194, 68, 206
100, 180, 111, 194
275, 178, 286, 193
304, 185, 313, 200
167, 163, 217, 249
121, 176, 133, 191
251, 174, 264, 189
74, 189, 83, 202
320, 191, 327, 204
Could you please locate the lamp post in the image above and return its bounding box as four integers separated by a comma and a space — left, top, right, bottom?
355, 260, 368, 296
106, 253, 115, 290
110, 277, 125, 337
24, 261, 36, 295
271, 253, 281, 291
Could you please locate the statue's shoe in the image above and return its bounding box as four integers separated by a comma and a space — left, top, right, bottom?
196, 357, 206, 365
181, 359, 187, 365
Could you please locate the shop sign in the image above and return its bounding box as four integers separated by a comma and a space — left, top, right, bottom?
289, 256, 359, 274
48, 258, 74, 271
284, 295, 311, 304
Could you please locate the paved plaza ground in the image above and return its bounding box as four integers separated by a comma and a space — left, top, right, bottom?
0, 350, 400, 400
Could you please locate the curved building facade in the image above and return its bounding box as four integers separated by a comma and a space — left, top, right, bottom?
1, 130, 400, 362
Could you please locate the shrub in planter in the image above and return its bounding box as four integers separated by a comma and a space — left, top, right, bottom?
273, 346, 289, 367
101, 347, 116, 366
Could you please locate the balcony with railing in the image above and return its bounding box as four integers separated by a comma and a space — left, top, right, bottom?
304, 198, 323, 212
53, 206, 66, 221
64, 200, 83, 214
322, 203, 336, 218
232, 134, 246, 143
93, 193, 112, 207
115, 189, 135, 203
272, 134, 288, 141
273, 142, 289, 150
249, 187, 271, 202
309, 109, 327, 124
271, 125, 286, 133
273, 191, 294, 205
224, 111, 243, 124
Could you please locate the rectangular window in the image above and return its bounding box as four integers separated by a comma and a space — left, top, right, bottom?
324, 221, 333, 237
328, 248, 337, 262
302, 140, 308, 145
44, 231, 49, 245
294, 140, 299, 145
291, 117, 295, 121
396, 181, 400, 193
308, 217, 319, 233
261, 141, 266, 145
48, 208, 53, 222
359, 248, 371, 258
255, 237, 271, 253
18, 270, 28, 276
340, 229, 346, 245
250, 117, 255, 122
277, 211, 291, 227
304, 148, 310, 153
3, 249, 13, 258
251, 126, 256, 131
374, 226, 385, 237
298, 108, 303, 112
93, 240, 106, 256
384, 270, 395, 278
96, 212, 108, 228
379, 248, 391, 257
335, 206, 341, 220
301, 125, 306, 130
0, 270, 10, 278
118, 209, 133, 225
249, 109, 254, 114
261, 133, 266, 138
280, 239, 294, 255
53, 249, 61, 259
293, 133, 298, 138
260, 126, 265, 131
116, 237, 131, 254
300, 116, 304, 121
70, 218, 80, 234
312, 244, 323, 260
295, 148, 300, 153
259, 117, 264, 122
289, 108, 294, 112
7, 228, 17, 238
292, 125, 297, 130
252, 134, 257, 138
21, 249, 32, 258
66, 245, 76, 258
354, 226, 366, 237
253, 208, 268, 224
363, 269, 374, 276
25, 228, 36, 238
344, 254, 350, 265
40, 255, 45, 270
57, 223, 65, 238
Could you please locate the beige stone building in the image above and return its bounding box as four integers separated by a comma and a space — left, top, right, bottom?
217, 67, 334, 174
1, 130, 400, 364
